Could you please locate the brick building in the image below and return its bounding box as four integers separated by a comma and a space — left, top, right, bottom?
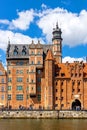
6, 23, 87, 110
0, 62, 7, 108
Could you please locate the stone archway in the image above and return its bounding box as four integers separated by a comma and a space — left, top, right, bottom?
72, 99, 81, 110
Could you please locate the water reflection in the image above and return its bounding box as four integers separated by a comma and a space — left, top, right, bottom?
0, 119, 87, 130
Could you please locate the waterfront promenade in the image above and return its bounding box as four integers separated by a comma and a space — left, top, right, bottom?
0, 110, 87, 119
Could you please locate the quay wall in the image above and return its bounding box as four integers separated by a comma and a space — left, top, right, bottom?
0, 110, 87, 119
59, 111, 87, 119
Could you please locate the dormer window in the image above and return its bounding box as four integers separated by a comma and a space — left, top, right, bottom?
22, 46, 26, 55
22, 50, 26, 55
13, 50, 18, 55
13, 46, 18, 56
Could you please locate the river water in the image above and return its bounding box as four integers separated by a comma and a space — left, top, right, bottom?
0, 119, 87, 130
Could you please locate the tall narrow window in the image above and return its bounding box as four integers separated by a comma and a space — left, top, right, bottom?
8, 86, 12, 90
1, 95, 4, 100
31, 61, 34, 64
31, 79, 34, 83
1, 86, 4, 92
8, 78, 12, 82
38, 61, 40, 64
1, 78, 4, 83
37, 70, 41, 74
37, 86, 41, 92
0, 71, 3, 75
8, 94, 12, 100
37, 77, 41, 82
37, 94, 41, 101
56, 82, 57, 86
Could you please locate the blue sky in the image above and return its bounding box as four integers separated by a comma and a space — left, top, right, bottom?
0, 0, 87, 67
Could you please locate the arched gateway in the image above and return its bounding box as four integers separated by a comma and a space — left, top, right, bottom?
72, 99, 81, 110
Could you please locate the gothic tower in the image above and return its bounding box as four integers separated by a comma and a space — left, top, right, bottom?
44, 50, 54, 109
52, 22, 62, 63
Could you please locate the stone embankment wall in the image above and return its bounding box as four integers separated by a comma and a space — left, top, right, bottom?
0, 111, 58, 119
59, 111, 87, 119
0, 110, 87, 119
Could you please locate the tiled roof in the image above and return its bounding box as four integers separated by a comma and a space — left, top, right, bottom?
55, 61, 87, 78
6, 44, 29, 59
45, 50, 54, 60
6, 42, 53, 59
43, 44, 53, 54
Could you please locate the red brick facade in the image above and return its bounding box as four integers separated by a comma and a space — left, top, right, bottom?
6, 24, 87, 110
0, 62, 7, 108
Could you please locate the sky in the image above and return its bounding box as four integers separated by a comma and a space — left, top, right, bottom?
0, 0, 87, 68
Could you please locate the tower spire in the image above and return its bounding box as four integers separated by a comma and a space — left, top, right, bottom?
8, 37, 10, 45
56, 21, 58, 29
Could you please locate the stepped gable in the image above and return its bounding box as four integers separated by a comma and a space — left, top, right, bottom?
55, 63, 71, 78
55, 61, 87, 79
45, 50, 54, 60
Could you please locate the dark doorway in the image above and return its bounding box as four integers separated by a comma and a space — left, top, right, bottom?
72, 99, 81, 110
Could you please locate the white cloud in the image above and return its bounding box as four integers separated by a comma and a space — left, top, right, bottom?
0, 19, 10, 25
37, 7, 87, 47
0, 30, 45, 50
9, 9, 34, 30
62, 56, 86, 63
0, 7, 87, 49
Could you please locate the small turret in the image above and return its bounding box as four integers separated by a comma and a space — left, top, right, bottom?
6, 38, 11, 57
